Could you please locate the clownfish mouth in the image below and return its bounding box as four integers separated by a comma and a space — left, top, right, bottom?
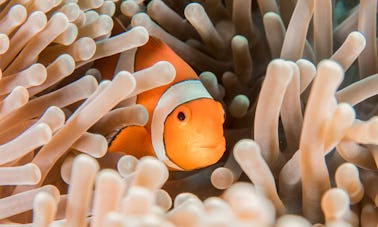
196, 142, 226, 158
195, 136, 225, 149
194, 143, 225, 168
197, 137, 226, 152
199, 144, 224, 150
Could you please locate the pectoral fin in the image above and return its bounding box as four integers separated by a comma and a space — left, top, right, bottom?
108, 126, 153, 158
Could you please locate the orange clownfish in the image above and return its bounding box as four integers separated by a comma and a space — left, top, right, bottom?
105, 36, 225, 171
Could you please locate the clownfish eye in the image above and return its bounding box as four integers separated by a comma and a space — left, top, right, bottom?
177, 111, 186, 121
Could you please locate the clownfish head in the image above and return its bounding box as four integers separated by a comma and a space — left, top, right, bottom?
164, 98, 225, 171
149, 79, 226, 171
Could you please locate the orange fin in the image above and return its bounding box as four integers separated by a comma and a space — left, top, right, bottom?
108, 126, 152, 159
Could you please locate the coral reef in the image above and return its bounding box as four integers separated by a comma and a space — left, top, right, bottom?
0, 0, 376, 226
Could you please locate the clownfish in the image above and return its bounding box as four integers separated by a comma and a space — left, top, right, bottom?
100, 35, 226, 171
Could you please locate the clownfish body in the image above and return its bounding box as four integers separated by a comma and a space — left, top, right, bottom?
107, 36, 225, 171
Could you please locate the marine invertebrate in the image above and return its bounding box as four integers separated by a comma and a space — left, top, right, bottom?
0, 0, 376, 226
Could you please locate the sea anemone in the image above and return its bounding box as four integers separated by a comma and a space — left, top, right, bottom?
0, 0, 376, 226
